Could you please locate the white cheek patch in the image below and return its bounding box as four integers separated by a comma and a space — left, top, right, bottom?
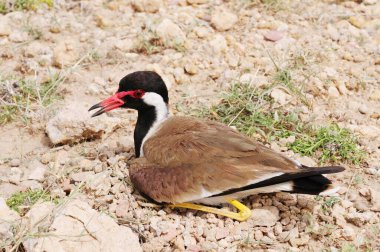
140, 92, 170, 156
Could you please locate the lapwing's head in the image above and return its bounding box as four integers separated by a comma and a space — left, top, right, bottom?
89, 71, 169, 117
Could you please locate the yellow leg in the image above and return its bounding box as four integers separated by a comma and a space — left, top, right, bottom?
169, 199, 251, 221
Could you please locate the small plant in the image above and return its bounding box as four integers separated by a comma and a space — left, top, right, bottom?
6, 189, 57, 215
199, 82, 365, 165
0, 73, 62, 124
0, 0, 52, 13
322, 196, 340, 211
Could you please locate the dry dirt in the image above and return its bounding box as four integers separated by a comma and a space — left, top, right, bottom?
0, 0, 380, 251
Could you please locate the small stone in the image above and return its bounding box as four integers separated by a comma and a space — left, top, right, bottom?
328, 86, 340, 98
209, 34, 227, 54
10, 159, 21, 167
9, 168, 23, 184
370, 189, 380, 212
254, 230, 263, 240
20, 180, 43, 191
194, 26, 209, 38
349, 16, 366, 29
70, 171, 95, 182
297, 156, 317, 167
52, 40, 79, 68
251, 206, 280, 227
264, 31, 284, 42
115, 200, 130, 218
184, 63, 198, 75
215, 228, 229, 240
27, 160, 47, 182
156, 19, 186, 45
132, 0, 162, 13
79, 159, 93, 171
187, 0, 208, 4
0, 16, 12, 36
211, 8, 238, 31
270, 88, 292, 105
9, 31, 28, 43
358, 104, 369, 114
369, 89, 380, 101
342, 226, 355, 241
0, 197, 20, 241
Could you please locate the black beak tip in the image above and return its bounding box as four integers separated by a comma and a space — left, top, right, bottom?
89, 103, 101, 111
91, 109, 105, 117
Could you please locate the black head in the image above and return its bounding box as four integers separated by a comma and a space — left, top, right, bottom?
89, 71, 169, 116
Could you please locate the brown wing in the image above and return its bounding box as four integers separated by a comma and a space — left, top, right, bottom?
129, 117, 302, 203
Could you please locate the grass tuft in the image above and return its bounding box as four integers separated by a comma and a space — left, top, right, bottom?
0, 0, 52, 13
200, 82, 365, 165
0, 73, 62, 125
6, 189, 57, 216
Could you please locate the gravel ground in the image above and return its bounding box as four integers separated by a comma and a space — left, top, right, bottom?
0, 0, 379, 251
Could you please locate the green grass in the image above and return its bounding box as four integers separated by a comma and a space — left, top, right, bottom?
6, 189, 57, 216
0, 74, 62, 124
199, 82, 365, 165
0, 0, 53, 13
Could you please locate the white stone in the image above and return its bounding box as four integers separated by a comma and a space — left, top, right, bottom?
211, 8, 238, 31
132, 0, 162, 13
328, 86, 340, 98
251, 206, 280, 226
52, 40, 79, 68
46, 101, 121, 145
9, 31, 28, 43
23, 199, 142, 252
0, 16, 12, 36
187, 0, 208, 4
0, 197, 20, 241
209, 34, 227, 54
156, 19, 186, 45
27, 160, 47, 182
270, 88, 292, 105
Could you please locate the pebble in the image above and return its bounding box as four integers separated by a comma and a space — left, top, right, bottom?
132, 0, 162, 13
0, 16, 11, 36
328, 86, 340, 98
358, 104, 369, 114
156, 19, 186, 45
264, 31, 284, 42
10, 159, 21, 167
115, 199, 130, 218
211, 8, 238, 31
52, 40, 79, 68
209, 34, 227, 54
8, 31, 28, 43
251, 206, 280, 227
27, 160, 47, 182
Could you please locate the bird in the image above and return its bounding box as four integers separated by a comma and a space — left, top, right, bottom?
89, 71, 345, 221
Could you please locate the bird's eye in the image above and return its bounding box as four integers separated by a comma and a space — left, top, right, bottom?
134, 89, 144, 98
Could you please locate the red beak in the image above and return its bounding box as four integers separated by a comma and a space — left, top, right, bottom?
89, 91, 132, 117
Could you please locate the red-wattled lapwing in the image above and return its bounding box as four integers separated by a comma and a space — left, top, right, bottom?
89, 71, 345, 221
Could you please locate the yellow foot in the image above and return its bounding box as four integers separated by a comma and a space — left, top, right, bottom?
169, 199, 251, 221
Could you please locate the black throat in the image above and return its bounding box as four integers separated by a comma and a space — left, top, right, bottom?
134, 107, 157, 157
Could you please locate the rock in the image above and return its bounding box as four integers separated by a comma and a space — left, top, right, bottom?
156, 19, 186, 45
369, 89, 380, 101
215, 228, 229, 240
27, 160, 47, 182
10, 159, 21, 167
297, 156, 317, 167
370, 189, 380, 212
345, 212, 375, 227
194, 26, 209, 38
264, 31, 284, 42
209, 34, 228, 54
132, 0, 162, 13
46, 101, 121, 145
184, 63, 198, 75
23, 199, 142, 252
70, 171, 95, 182
94, 11, 115, 28
358, 104, 369, 114
79, 159, 94, 171
328, 86, 340, 98
349, 16, 366, 29
270, 88, 292, 105
85, 171, 112, 196
25, 202, 55, 229
9, 31, 28, 43
115, 199, 129, 218
211, 8, 238, 31
9, 168, 23, 184
52, 40, 79, 68
341, 225, 355, 241
0, 16, 11, 36
117, 136, 134, 152
254, 230, 264, 240
0, 197, 20, 241
187, 0, 208, 4
20, 180, 43, 191
251, 206, 280, 227
24, 41, 51, 58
